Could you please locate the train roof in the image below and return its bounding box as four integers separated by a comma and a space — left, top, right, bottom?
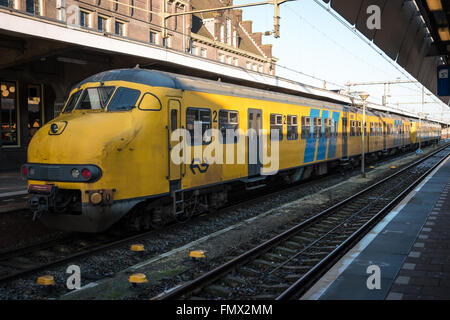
76, 69, 436, 124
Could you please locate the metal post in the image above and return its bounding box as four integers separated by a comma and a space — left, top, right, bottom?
362, 101, 366, 178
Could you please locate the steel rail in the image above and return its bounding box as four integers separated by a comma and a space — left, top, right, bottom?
156, 143, 450, 300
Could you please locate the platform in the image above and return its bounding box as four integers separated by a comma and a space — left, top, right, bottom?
0, 171, 28, 213
302, 153, 450, 300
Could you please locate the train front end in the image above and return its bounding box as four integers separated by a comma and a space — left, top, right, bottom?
22, 73, 165, 233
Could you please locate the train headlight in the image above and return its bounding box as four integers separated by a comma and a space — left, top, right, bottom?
71, 168, 80, 179
29, 167, 35, 177
50, 124, 59, 134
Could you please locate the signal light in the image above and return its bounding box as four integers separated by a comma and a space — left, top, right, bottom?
81, 169, 91, 179
22, 166, 28, 177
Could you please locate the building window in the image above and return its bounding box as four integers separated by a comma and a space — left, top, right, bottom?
191, 45, 197, 55
26, 0, 40, 15
27, 84, 43, 142
252, 64, 258, 72
219, 53, 225, 63
80, 10, 91, 28
115, 21, 125, 36
1, 82, 18, 146
226, 56, 232, 65
246, 62, 251, 70
162, 36, 171, 48
150, 31, 158, 44
0, 0, 14, 8
233, 58, 238, 66
98, 16, 109, 32
226, 19, 232, 45
201, 48, 207, 58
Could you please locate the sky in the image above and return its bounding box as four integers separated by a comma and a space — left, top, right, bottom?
233, 0, 450, 123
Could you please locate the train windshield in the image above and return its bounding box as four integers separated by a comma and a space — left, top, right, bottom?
107, 87, 141, 111
77, 87, 115, 111
63, 90, 82, 113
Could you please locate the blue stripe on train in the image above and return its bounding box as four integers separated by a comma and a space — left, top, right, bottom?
304, 109, 321, 163
316, 110, 329, 161
327, 111, 341, 159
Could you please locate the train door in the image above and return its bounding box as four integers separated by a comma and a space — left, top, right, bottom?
248, 109, 262, 176
342, 116, 348, 158
168, 99, 182, 188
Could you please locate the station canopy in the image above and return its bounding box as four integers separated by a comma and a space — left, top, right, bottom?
322, 0, 450, 103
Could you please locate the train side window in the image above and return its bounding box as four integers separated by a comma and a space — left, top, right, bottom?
138, 92, 162, 111
270, 114, 283, 141
219, 110, 239, 144
287, 115, 298, 140
333, 120, 338, 137
78, 87, 115, 110
324, 118, 332, 138
186, 108, 212, 145
108, 87, 142, 111
357, 121, 362, 136
350, 120, 356, 137
171, 110, 178, 132
301, 116, 311, 139
313, 117, 322, 139
370, 123, 374, 136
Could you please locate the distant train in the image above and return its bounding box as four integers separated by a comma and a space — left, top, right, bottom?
22, 69, 441, 232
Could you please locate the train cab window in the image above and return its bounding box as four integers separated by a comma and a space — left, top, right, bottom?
301, 116, 311, 139
287, 115, 298, 140
186, 108, 212, 145
108, 87, 141, 111
219, 110, 239, 144
313, 117, 322, 139
63, 90, 83, 113
270, 114, 283, 141
78, 87, 115, 111
350, 120, 356, 137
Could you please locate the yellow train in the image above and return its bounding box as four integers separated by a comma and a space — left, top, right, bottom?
22, 69, 442, 232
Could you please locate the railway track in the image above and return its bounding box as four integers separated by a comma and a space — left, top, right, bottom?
0, 144, 444, 286
155, 144, 450, 300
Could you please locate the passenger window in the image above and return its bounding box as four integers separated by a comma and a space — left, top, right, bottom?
270, 114, 283, 141
313, 117, 322, 139
78, 87, 115, 110
350, 120, 355, 137
333, 120, 338, 137
287, 115, 298, 140
63, 90, 83, 113
219, 110, 239, 144
357, 121, 362, 136
186, 108, 212, 145
370, 123, 374, 136
171, 110, 178, 132
324, 118, 332, 138
301, 116, 311, 140
108, 87, 141, 111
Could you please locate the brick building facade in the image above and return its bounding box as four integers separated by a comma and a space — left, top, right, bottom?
0, 0, 276, 170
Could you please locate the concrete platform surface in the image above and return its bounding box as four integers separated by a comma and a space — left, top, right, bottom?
302, 153, 450, 300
